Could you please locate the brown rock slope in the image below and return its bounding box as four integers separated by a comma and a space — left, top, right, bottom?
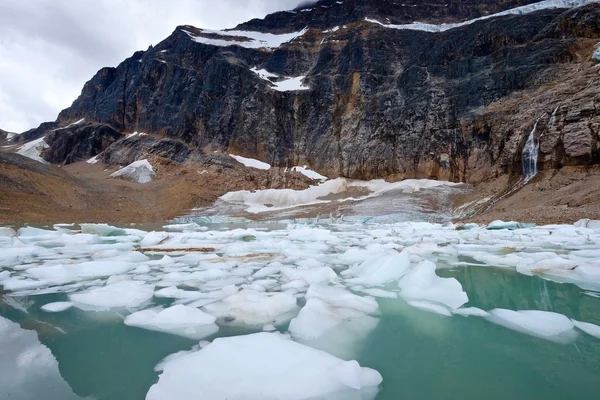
0, 152, 312, 224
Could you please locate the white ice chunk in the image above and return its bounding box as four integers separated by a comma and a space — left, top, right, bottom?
125, 305, 218, 339
0, 227, 16, 237
306, 284, 379, 314
80, 223, 127, 236
280, 266, 337, 285
70, 281, 155, 311
110, 159, 155, 184
397, 260, 468, 310
289, 297, 380, 360
407, 300, 452, 316
345, 250, 411, 285
154, 286, 206, 300
0, 316, 80, 399
572, 319, 600, 339
486, 220, 523, 230
203, 289, 299, 326
574, 218, 600, 229
146, 332, 382, 400
289, 298, 367, 340
18, 227, 62, 238
27, 260, 135, 281
360, 288, 398, 298
140, 231, 170, 247
41, 302, 73, 312
453, 307, 490, 317
517, 257, 577, 275
487, 309, 577, 342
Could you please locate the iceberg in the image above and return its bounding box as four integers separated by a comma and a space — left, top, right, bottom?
125, 305, 218, 339
487, 309, 577, 342
70, 281, 155, 311
202, 289, 299, 326
146, 332, 382, 400
398, 260, 468, 310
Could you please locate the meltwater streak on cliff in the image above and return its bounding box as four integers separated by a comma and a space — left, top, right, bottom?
454, 114, 546, 218
522, 117, 542, 183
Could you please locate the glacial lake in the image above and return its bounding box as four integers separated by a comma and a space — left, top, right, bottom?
1, 218, 600, 400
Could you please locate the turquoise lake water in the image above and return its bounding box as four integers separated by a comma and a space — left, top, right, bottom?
1, 264, 599, 400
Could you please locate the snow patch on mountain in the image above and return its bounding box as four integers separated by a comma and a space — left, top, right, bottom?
365, 0, 600, 33
184, 27, 308, 49
16, 138, 49, 164
110, 160, 155, 184
250, 68, 310, 91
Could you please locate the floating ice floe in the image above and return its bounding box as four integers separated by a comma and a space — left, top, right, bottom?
110, 159, 155, 184
344, 249, 411, 285
202, 289, 299, 326
228, 154, 271, 170
0, 227, 16, 237
41, 302, 74, 313
2, 219, 600, 359
70, 281, 155, 311
486, 309, 578, 343
453, 307, 490, 317
398, 260, 468, 311
572, 319, 600, 339
125, 305, 218, 339
307, 284, 379, 314
0, 316, 80, 399
146, 332, 382, 400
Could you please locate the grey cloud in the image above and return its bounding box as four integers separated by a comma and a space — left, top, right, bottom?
0, 0, 304, 133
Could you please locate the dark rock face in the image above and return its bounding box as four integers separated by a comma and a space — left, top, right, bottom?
33, 1, 600, 184
0, 129, 8, 146
42, 123, 123, 164
237, 0, 543, 33
12, 122, 59, 144
101, 136, 191, 165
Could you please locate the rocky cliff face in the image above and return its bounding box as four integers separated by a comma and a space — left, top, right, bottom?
236, 0, 544, 32
28, 0, 600, 185
0, 129, 8, 146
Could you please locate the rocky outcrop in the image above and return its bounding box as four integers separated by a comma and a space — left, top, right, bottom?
0, 129, 9, 146
101, 135, 191, 165
12, 122, 59, 144
25, 1, 600, 186
42, 122, 123, 164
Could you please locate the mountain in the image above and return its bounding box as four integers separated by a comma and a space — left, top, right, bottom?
0, 128, 15, 145
23, 0, 600, 187
237, 0, 546, 32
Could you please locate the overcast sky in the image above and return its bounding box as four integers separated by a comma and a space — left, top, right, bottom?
0, 0, 308, 133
